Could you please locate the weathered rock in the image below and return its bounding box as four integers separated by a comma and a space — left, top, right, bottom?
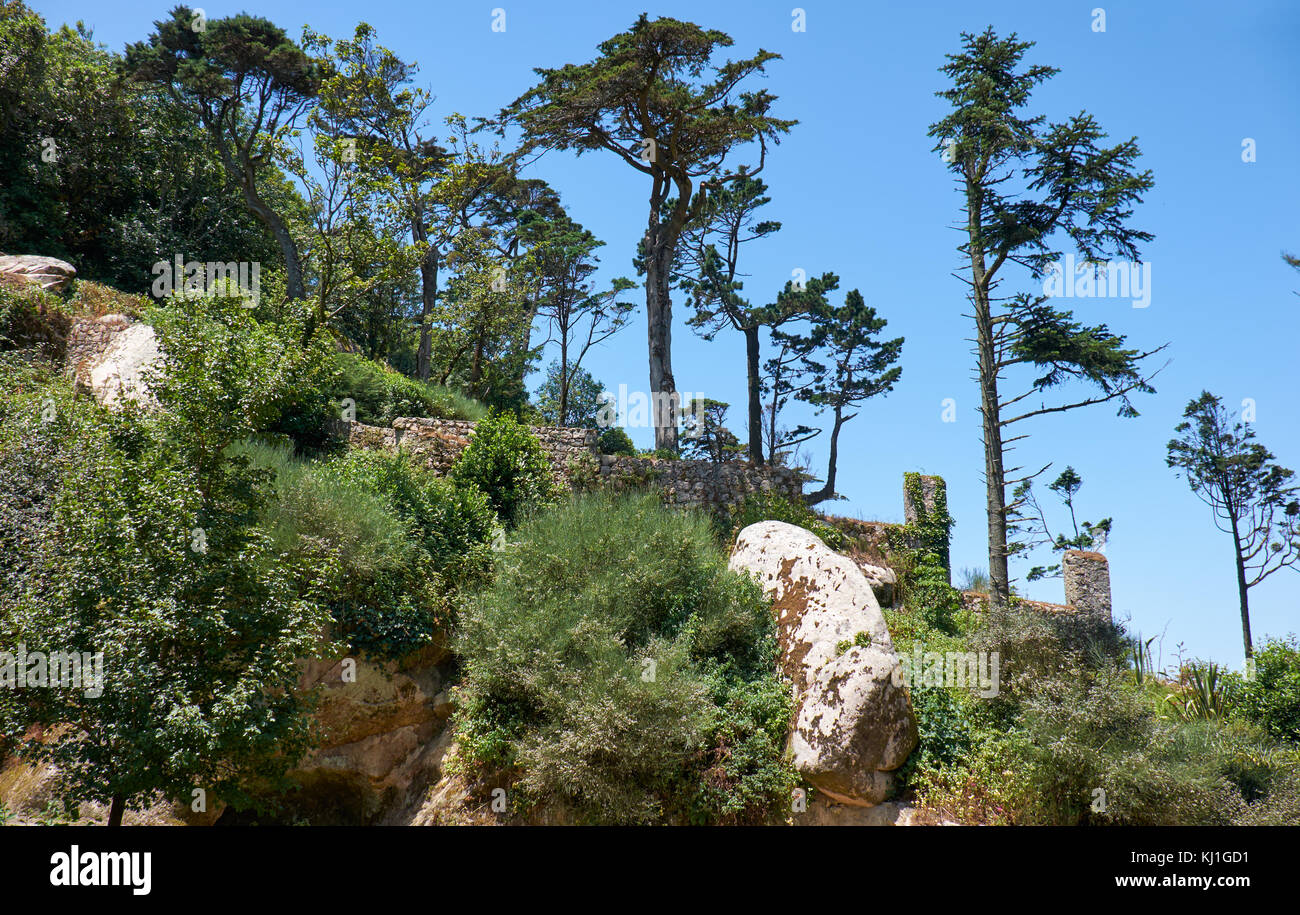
855, 559, 897, 607
729, 520, 917, 806
67, 313, 132, 388
0, 254, 76, 293
85, 322, 160, 409
287, 646, 452, 824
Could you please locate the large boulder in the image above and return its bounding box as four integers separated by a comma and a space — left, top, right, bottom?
84, 321, 160, 409
0, 254, 76, 293
729, 521, 917, 806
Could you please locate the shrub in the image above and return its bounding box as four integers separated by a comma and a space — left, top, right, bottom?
330, 352, 487, 425
450, 410, 558, 527
597, 425, 637, 456
454, 492, 796, 824
728, 491, 847, 550
1226, 635, 1300, 742
319, 448, 499, 587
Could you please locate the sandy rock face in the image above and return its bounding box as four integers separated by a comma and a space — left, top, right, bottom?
0, 254, 76, 292
729, 520, 917, 806
289, 646, 453, 824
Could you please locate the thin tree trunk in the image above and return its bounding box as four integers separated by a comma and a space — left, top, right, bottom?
107, 794, 126, 827
413, 217, 437, 382
745, 325, 763, 464
805, 407, 845, 506
1231, 518, 1254, 658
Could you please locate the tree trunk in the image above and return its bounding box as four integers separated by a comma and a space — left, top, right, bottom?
1231, 518, 1254, 658
107, 794, 126, 827
977, 298, 1010, 607
413, 217, 437, 382
644, 234, 678, 453
805, 407, 845, 506
238, 158, 305, 302
745, 325, 763, 464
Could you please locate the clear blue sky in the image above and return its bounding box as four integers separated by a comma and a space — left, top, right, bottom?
33, 0, 1300, 668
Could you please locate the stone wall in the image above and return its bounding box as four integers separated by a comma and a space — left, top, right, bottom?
342, 417, 801, 512
1063, 550, 1113, 622
593, 452, 802, 511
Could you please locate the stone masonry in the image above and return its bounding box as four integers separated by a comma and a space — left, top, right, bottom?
343, 418, 802, 513
1063, 549, 1113, 622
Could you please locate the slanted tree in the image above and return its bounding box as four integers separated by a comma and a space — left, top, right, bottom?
929, 27, 1164, 606
124, 6, 319, 301
499, 14, 794, 452
530, 216, 634, 425
779, 289, 903, 505
760, 272, 842, 465
1010, 465, 1113, 581
675, 173, 791, 464
681, 397, 742, 464
1166, 391, 1300, 658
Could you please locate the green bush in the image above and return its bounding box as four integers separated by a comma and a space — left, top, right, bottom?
240, 441, 444, 659
330, 352, 486, 426
319, 448, 499, 587
597, 425, 637, 456
728, 491, 846, 550
454, 492, 796, 824
450, 410, 558, 527
1226, 635, 1300, 742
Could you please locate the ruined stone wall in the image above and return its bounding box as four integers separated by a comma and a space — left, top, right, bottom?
343, 418, 801, 512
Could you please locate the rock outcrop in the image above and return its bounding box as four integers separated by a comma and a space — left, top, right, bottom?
729, 520, 917, 806
284, 646, 454, 825
0, 254, 76, 293
80, 320, 160, 409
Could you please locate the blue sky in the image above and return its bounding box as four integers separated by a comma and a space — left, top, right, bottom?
32, 0, 1300, 667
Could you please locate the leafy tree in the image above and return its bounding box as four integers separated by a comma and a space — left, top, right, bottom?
124, 6, 319, 301
311, 23, 453, 378
500, 14, 794, 452
0, 4, 281, 291
536, 361, 605, 428
781, 289, 902, 505
1010, 465, 1112, 581
1166, 391, 1300, 658
929, 27, 1163, 606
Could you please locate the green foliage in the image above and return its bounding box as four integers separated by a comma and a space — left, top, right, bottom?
330, 352, 487, 425
728, 491, 846, 550
1226, 636, 1300, 742
242, 443, 498, 658
454, 493, 796, 824
596, 425, 637, 456
1164, 662, 1231, 722
450, 410, 558, 527
0, 385, 327, 819
0, 3, 284, 291
1011, 466, 1113, 581
319, 447, 499, 585
148, 294, 340, 457
535, 361, 606, 428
